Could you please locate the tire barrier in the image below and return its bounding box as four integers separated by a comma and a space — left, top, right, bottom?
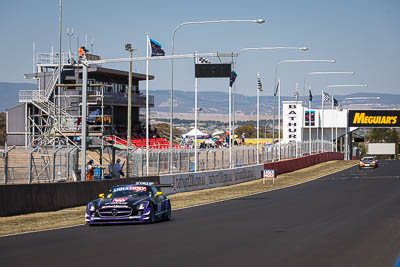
263, 152, 344, 176
0, 176, 160, 217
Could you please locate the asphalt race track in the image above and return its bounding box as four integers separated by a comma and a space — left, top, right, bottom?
1, 160, 400, 267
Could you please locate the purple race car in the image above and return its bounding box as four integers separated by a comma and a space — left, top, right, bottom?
85, 182, 171, 225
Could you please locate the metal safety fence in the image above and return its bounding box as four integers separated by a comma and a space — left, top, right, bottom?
128, 140, 336, 177
0, 140, 337, 184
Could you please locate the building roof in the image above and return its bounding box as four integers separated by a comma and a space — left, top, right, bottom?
24, 65, 154, 81
88, 66, 154, 81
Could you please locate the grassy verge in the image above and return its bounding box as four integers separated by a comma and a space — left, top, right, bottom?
0, 160, 356, 237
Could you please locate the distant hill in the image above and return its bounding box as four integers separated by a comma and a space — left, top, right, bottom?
1, 82, 399, 114
150, 90, 399, 115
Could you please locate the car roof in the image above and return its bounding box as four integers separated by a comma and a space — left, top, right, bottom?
361, 156, 375, 160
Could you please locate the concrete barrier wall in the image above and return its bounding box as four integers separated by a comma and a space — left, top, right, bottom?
263, 152, 344, 176
160, 165, 264, 195
160, 152, 343, 195
0, 176, 160, 217
0, 152, 343, 217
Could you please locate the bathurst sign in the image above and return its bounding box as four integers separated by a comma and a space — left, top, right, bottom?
348, 110, 400, 127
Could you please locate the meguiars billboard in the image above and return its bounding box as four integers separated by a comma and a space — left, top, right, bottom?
348, 110, 400, 127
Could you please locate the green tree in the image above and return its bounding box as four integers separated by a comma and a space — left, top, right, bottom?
235, 124, 257, 138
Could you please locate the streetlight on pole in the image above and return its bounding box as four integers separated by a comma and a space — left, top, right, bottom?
125, 43, 134, 178
325, 84, 368, 154
170, 18, 265, 173
273, 59, 336, 160
232, 46, 308, 165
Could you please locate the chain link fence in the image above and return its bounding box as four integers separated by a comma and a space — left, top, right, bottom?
0, 140, 337, 184
128, 140, 336, 177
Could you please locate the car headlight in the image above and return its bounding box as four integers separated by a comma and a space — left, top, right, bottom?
89, 205, 96, 212
138, 202, 148, 210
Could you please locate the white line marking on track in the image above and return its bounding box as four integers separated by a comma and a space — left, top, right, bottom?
1, 162, 359, 238
174, 163, 359, 211
0, 224, 85, 238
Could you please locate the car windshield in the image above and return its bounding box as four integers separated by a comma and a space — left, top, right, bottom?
110, 186, 150, 198
361, 157, 374, 162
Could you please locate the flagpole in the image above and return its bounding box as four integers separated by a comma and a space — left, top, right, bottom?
331, 94, 334, 152
294, 83, 298, 158
272, 83, 276, 161
229, 82, 232, 168
278, 78, 281, 160
321, 89, 324, 153
309, 87, 312, 154
257, 72, 260, 164
146, 33, 150, 176
336, 106, 338, 152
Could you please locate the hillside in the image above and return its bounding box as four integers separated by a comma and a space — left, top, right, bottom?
1, 82, 399, 114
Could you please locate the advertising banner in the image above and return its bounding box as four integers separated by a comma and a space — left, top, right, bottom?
348, 110, 400, 127
305, 110, 315, 126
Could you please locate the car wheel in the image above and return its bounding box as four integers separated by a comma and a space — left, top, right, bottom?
149, 204, 156, 223
165, 201, 172, 221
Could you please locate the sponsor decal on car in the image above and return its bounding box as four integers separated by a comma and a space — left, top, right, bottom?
112, 186, 147, 192
101, 205, 128, 209
112, 198, 128, 203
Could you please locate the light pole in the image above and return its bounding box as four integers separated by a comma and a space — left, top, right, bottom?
170, 18, 265, 173
303, 71, 354, 153
325, 84, 368, 154
125, 43, 134, 178
233, 46, 308, 158
273, 59, 336, 160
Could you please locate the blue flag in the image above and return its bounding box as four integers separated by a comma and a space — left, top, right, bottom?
230, 71, 237, 87
150, 38, 165, 57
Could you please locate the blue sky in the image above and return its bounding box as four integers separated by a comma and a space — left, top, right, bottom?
0, 0, 399, 97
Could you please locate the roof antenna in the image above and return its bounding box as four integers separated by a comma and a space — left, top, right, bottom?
91, 38, 94, 54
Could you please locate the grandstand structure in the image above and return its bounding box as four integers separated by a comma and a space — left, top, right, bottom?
6, 51, 157, 182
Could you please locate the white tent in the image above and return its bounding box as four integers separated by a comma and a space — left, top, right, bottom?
182, 128, 208, 138
212, 130, 225, 136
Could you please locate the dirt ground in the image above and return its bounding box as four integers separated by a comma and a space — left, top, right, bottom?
0, 160, 357, 237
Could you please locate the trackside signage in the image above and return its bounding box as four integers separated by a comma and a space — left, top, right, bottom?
348, 110, 400, 128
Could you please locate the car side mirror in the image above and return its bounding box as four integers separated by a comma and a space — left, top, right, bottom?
99, 193, 105, 199
155, 192, 163, 197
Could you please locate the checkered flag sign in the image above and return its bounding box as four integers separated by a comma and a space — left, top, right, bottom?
197, 57, 211, 64
257, 77, 262, 91
338, 104, 343, 111
294, 83, 299, 100
323, 91, 330, 102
